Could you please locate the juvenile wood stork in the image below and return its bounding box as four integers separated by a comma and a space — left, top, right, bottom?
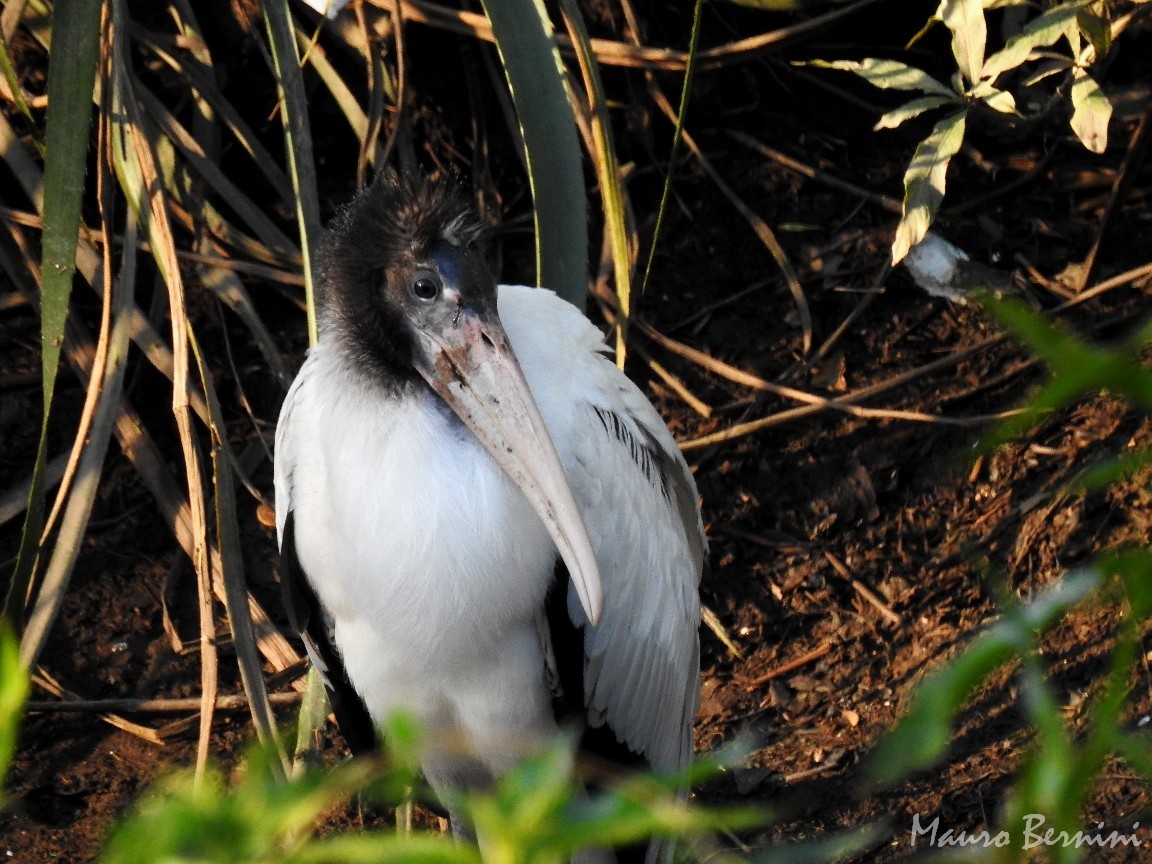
274, 172, 704, 854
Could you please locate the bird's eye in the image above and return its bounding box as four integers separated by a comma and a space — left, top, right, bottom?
411, 273, 441, 302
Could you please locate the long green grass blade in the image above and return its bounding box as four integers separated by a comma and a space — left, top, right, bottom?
264, 0, 328, 758
868, 568, 1102, 782
640, 0, 704, 297
263, 0, 321, 345
7, 0, 102, 628
480, 0, 587, 309
559, 0, 629, 364
0, 621, 29, 806
0, 23, 37, 132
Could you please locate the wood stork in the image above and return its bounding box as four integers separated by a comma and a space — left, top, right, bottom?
274, 172, 704, 856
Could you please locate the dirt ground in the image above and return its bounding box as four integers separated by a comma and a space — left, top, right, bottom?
2, 3, 1152, 862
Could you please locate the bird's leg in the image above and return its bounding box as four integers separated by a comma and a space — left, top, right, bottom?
420, 741, 490, 842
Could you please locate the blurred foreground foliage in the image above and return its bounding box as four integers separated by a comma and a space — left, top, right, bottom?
1, 0, 1151, 861
4, 299, 1151, 861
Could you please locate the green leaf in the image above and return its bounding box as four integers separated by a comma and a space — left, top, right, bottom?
869, 626, 1019, 782
805, 58, 956, 98
1113, 732, 1152, 784
1070, 68, 1111, 154
1067, 446, 1152, 495
1016, 658, 1075, 814
289, 834, 477, 864
987, 295, 1152, 403
101, 740, 386, 864
979, 294, 1152, 446
6, 0, 103, 626
751, 824, 891, 863
0, 620, 29, 808
874, 94, 955, 130
981, 1, 1086, 82
1076, 4, 1111, 61
559, 0, 630, 364
640, 0, 703, 299
937, 0, 986, 86
263, 0, 322, 345
891, 110, 966, 264
481, 0, 588, 310
965, 77, 1018, 116
292, 666, 332, 768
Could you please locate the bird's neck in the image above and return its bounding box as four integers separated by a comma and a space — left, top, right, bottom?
318, 308, 423, 399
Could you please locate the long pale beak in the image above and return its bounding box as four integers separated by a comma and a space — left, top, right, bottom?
411, 301, 604, 626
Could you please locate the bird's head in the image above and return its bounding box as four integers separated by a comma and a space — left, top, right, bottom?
320, 172, 495, 388
315, 172, 603, 625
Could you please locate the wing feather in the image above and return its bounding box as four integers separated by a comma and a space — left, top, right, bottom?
498, 285, 704, 772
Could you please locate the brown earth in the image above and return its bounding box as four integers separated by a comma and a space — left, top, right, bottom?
2, 3, 1152, 862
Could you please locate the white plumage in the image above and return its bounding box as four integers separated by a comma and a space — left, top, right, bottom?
277, 284, 701, 759
273, 175, 703, 858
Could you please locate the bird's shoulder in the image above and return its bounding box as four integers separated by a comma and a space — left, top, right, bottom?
495, 286, 682, 464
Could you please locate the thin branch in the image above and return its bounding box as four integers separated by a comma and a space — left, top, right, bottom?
391, 0, 891, 72
728, 130, 901, 215
678, 261, 1152, 450
744, 642, 833, 688
823, 550, 902, 628
25, 691, 303, 714
1076, 95, 1152, 292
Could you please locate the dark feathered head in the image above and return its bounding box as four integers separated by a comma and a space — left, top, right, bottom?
319, 172, 492, 386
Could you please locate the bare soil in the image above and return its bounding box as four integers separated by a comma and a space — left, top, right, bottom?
3, 3, 1152, 862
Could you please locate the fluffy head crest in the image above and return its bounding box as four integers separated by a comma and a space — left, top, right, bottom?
324, 171, 486, 273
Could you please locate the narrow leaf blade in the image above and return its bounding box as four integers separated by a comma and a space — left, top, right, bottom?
1069, 68, 1111, 154
892, 111, 967, 264
874, 95, 954, 130
981, 2, 1085, 82
263, 0, 322, 344
7, 0, 103, 624
481, 0, 587, 308
805, 58, 957, 99
558, 0, 630, 364
937, 0, 986, 86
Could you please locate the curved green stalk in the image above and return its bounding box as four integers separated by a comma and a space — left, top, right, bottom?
6, 0, 102, 631
481, 0, 587, 309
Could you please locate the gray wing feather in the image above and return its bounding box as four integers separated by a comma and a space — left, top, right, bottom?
498, 284, 704, 773
565, 378, 704, 771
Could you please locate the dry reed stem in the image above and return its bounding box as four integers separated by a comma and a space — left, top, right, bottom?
392, 0, 889, 72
